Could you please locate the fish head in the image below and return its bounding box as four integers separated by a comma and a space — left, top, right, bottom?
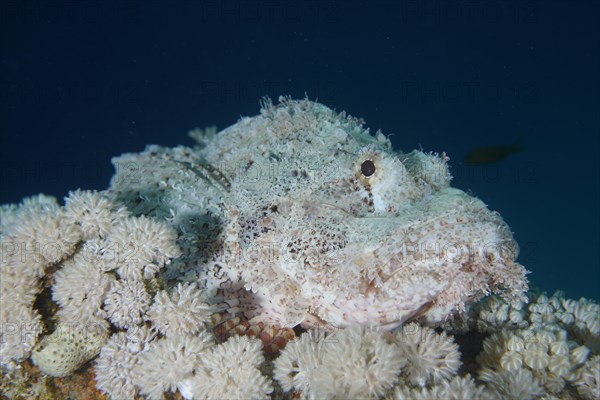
200, 98, 528, 329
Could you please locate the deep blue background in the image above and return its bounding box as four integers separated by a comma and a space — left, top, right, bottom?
1, 1, 598, 300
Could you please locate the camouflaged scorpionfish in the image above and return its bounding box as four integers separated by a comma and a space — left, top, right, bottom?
109, 97, 528, 330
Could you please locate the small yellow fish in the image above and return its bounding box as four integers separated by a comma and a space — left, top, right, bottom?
464, 137, 525, 165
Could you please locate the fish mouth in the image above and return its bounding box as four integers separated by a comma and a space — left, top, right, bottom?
272, 194, 521, 328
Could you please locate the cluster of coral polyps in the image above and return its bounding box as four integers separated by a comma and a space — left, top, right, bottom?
1, 98, 598, 399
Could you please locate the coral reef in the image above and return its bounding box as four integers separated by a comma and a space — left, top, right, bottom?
1, 190, 181, 377
1, 195, 77, 371
1, 98, 598, 399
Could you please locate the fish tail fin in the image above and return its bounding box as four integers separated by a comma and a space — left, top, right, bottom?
511, 135, 526, 153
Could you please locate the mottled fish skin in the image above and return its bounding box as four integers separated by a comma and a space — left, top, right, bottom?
109, 97, 529, 330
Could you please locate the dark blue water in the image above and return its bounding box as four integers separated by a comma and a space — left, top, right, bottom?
1, 1, 598, 300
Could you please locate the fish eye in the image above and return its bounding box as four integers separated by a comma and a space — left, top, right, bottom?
361, 160, 376, 177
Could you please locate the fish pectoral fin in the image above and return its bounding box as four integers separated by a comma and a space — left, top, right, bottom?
174, 158, 231, 193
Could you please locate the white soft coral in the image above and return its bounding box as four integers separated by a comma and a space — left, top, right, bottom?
179, 336, 272, 400
147, 282, 212, 336
274, 327, 404, 399
392, 322, 461, 387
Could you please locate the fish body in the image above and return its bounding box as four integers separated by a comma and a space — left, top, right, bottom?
109, 98, 528, 329
464, 137, 525, 165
